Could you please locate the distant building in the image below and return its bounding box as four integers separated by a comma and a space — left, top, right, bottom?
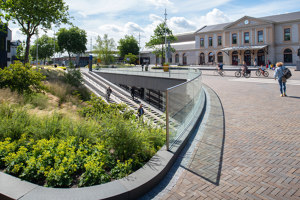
141, 11, 300, 66
10, 40, 22, 63
0, 25, 12, 68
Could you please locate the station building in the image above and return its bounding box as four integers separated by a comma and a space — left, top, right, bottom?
141, 11, 300, 66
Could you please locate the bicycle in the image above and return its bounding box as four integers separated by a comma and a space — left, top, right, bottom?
214, 67, 225, 77
255, 68, 269, 77
235, 69, 251, 78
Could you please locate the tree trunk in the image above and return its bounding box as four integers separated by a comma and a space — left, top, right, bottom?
24, 35, 32, 64
68, 52, 71, 66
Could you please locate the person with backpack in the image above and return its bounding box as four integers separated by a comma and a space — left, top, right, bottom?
106, 86, 112, 101
137, 104, 144, 123
274, 62, 290, 97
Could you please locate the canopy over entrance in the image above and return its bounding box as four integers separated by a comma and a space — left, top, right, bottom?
221, 45, 268, 55
221, 45, 268, 51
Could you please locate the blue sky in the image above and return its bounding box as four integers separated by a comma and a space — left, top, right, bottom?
11, 0, 300, 48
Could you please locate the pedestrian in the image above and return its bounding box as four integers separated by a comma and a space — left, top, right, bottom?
106, 86, 112, 101
142, 64, 144, 71
241, 61, 248, 76
274, 62, 287, 97
131, 87, 135, 100
137, 104, 144, 121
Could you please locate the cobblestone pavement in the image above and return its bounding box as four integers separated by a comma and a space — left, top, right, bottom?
160, 70, 300, 200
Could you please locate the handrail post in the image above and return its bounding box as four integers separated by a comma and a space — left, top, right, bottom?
166, 90, 169, 151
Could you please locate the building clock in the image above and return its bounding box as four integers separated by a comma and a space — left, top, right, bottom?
244, 20, 249, 25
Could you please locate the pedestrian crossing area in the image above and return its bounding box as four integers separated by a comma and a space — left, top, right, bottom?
229, 78, 300, 86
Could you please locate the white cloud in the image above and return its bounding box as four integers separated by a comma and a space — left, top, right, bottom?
169, 17, 197, 33
125, 22, 144, 33
149, 14, 163, 22
99, 24, 123, 33
196, 8, 231, 26
146, 0, 173, 8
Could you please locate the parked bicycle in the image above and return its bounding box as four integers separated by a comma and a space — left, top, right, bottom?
235, 69, 251, 78
255, 68, 269, 77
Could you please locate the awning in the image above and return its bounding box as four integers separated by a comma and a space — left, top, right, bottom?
221, 45, 268, 52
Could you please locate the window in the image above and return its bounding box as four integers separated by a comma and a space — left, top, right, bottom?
218, 36, 222, 46
232, 33, 237, 44
7, 41, 11, 52
284, 48, 293, 63
209, 37, 212, 46
200, 38, 204, 47
217, 52, 223, 63
0, 37, 5, 51
175, 54, 179, 63
284, 28, 290, 41
169, 56, 172, 63
244, 32, 249, 43
258, 30, 263, 43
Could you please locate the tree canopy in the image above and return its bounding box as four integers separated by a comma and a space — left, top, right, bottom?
145, 22, 176, 65
30, 35, 56, 63
94, 34, 116, 65
118, 35, 139, 59
124, 53, 137, 64
2, 0, 69, 63
57, 26, 87, 64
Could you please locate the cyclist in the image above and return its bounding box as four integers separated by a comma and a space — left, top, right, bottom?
241, 61, 248, 76
217, 63, 223, 72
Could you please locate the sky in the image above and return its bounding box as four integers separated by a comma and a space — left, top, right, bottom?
9, 0, 300, 49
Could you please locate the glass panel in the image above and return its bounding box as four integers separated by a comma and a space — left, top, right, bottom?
232, 33, 237, 44
167, 69, 203, 149
284, 28, 290, 41
218, 36, 222, 46
200, 38, 204, 47
244, 32, 249, 43
258, 31, 263, 42
209, 37, 212, 46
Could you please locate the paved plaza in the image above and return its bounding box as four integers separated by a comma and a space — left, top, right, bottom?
149, 69, 300, 200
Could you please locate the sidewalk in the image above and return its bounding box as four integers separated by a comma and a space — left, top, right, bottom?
152, 71, 300, 199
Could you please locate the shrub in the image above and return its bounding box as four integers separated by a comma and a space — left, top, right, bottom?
0, 61, 46, 94
24, 93, 49, 109
64, 69, 83, 87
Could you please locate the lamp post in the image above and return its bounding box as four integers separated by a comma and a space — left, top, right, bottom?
164, 9, 168, 64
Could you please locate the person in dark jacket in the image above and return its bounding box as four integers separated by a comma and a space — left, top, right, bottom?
138, 104, 144, 118
131, 87, 135, 100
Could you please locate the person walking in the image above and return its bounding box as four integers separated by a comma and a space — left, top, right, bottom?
242, 61, 248, 76
131, 87, 135, 100
106, 86, 112, 101
274, 62, 287, 97
137, 104, 144, 122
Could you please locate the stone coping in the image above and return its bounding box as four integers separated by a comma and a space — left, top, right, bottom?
0, 90, 207, 200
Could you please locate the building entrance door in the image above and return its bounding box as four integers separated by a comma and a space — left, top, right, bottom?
199, 53, 205, 65
257, 49, 265, 66
244, 50, 251, 66
232, 51, 238, 65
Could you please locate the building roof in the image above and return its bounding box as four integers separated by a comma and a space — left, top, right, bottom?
173, 32, 195, 43
141, 41, 196, 53
195, 11, 300, 34
260, 11, 300, 23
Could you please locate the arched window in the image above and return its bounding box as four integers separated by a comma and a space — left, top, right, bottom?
217, 52, 223, 63
183, 53, 187, 65
175, 54, 179, 63
208, 52, 214, 63
284, 48, 293, 63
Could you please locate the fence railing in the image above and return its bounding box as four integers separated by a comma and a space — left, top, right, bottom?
166, 69, 203, 150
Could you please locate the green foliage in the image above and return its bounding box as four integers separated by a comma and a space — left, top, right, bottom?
124, 53, 138, 64
57, 27, 87, 64
0, 94, 165, 188
93, 34, 115, 65
16, 41, 26, 61
118, 35, 139, 58
0, 61, 46, 94
30, 35, 56, 62
24, 93, 49, 109
64, 69, 83, 87
2, 0, 70, 63
146, 22, 177, 65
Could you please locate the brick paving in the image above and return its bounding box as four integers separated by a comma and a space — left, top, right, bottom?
160, 70, 300, 199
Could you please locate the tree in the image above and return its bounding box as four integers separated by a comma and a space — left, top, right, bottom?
94, 34, 116, 65
0, 61, 45, 94
118, 35, 139, 59
124, 53, 137, 64
2, 0, 69, 64
145, 22, 177, 65
16, 41, 26, 61
57, 27, 87, 64
30, 35, 55, 64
